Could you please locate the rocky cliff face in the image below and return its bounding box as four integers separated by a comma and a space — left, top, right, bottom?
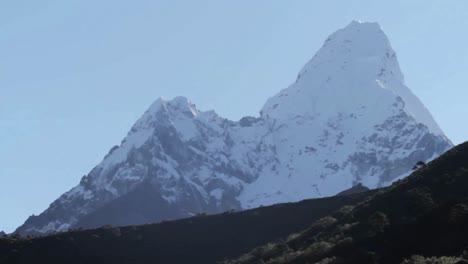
16, 21, 452, 236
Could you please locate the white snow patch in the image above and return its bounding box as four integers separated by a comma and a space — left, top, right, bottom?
210, 188, 224, 200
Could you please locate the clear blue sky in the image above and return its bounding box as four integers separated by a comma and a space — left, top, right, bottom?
1, 1, 467, 233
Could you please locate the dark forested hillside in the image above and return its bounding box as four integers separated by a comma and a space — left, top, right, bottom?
0, 191, 371, 264
225, 142, 468, 264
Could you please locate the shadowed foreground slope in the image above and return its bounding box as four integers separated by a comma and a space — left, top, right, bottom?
226, 142, 468, 264
0, 191, 371, 264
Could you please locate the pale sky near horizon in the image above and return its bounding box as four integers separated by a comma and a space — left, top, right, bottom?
1, 1, 467, 233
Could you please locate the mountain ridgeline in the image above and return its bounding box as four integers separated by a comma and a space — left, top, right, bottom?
16, 21, 452, 236
0, 192, 374, 264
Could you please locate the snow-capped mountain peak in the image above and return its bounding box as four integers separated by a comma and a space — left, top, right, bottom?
262, 21, 444, 136
147, 96, 200, 118
298, 21, 402, 82
98, 96, 200, 172
16, 21, 452, 236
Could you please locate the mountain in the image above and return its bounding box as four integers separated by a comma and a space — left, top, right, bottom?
2, 141, 468, 264
225, 141, 468, 264
16, 21, 452, 236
